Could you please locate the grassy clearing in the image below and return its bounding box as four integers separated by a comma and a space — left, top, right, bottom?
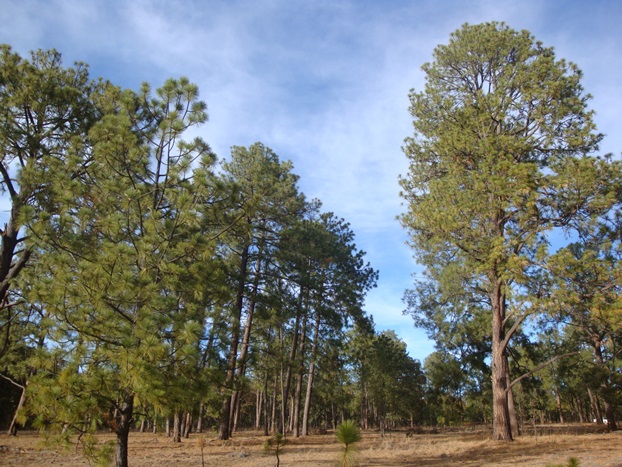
1, 424, 621, 466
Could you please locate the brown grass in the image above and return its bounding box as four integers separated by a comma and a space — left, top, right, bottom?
1, 424, 621, 466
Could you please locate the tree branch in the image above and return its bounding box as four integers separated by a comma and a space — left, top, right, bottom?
507, 351, 578, 392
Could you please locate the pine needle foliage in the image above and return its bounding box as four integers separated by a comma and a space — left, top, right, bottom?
336, 420, 361, 467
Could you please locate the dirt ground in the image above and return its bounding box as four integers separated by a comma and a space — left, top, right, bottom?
1, 425, 621, 466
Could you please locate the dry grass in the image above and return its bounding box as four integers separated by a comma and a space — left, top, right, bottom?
1, 424, 621, 466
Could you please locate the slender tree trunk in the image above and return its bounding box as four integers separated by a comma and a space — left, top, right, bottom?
255, 390, 262, 430
292, 312, 308, 437
555, 388, 565, 424
271, 372, 278, 434
263, 381, 269, 436
197, 403, 203, 433
506, 365, 519, 436
3, 376, 25, 436
491, 282, 512, 441
219, 244, 249, 440
588, 387, 601, 422
281, 288, 304, 434
184, 412, 192, 438
114, 394, 134, 467
302, 313, 321, 436
231, 251, 263, 433
575, 396, 585, 423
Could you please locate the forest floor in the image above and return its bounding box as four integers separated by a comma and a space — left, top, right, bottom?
0, 424, 621, 466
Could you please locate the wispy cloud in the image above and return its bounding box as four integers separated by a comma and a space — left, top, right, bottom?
2, 0, 621, 361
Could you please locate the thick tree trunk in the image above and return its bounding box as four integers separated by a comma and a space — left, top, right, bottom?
491, 282, 512, 441
172, 411, 182, 442
593, 338, 618, 430
114, 394, 134, 467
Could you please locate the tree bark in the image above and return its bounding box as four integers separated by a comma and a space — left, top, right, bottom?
172, 411, 182, 443
491, 282, 512, 441
114, 394, 134, 467
184, 412, 192, 438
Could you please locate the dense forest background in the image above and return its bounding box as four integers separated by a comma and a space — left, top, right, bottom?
1, 20, 621, 467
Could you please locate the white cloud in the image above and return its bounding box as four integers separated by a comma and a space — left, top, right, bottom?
2, 0, 622, 362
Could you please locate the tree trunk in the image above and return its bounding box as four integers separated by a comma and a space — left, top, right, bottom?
593, 337, 618, 430
219, 244, 249, 440
588, 387, 601, 423
555, 388, 564, 424
114, 394, 134, 467
491, 282, 512, 441
302, 313, 321, 436
281, 288, 304, 434
263, 376, 269, 436
184, 412, 192, 438
197, 403, 203, 433
271, 372, 278, 434
506, 365, 519, 436
172, 411, 182, 443
575, 396, 585, 423
4, 376, 26, 436
292, 312, 308, 437
231, 251, 263, 433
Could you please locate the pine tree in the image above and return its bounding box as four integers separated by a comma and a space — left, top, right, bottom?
399, 22, 619, 440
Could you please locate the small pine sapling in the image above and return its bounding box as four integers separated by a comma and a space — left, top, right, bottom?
263, 432, 287, 467
335, 420, 361, 467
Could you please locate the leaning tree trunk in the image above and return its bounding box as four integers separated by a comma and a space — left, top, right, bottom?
491, 282, 512, 441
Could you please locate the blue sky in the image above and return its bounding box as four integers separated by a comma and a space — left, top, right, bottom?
2, 0, 621, 362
